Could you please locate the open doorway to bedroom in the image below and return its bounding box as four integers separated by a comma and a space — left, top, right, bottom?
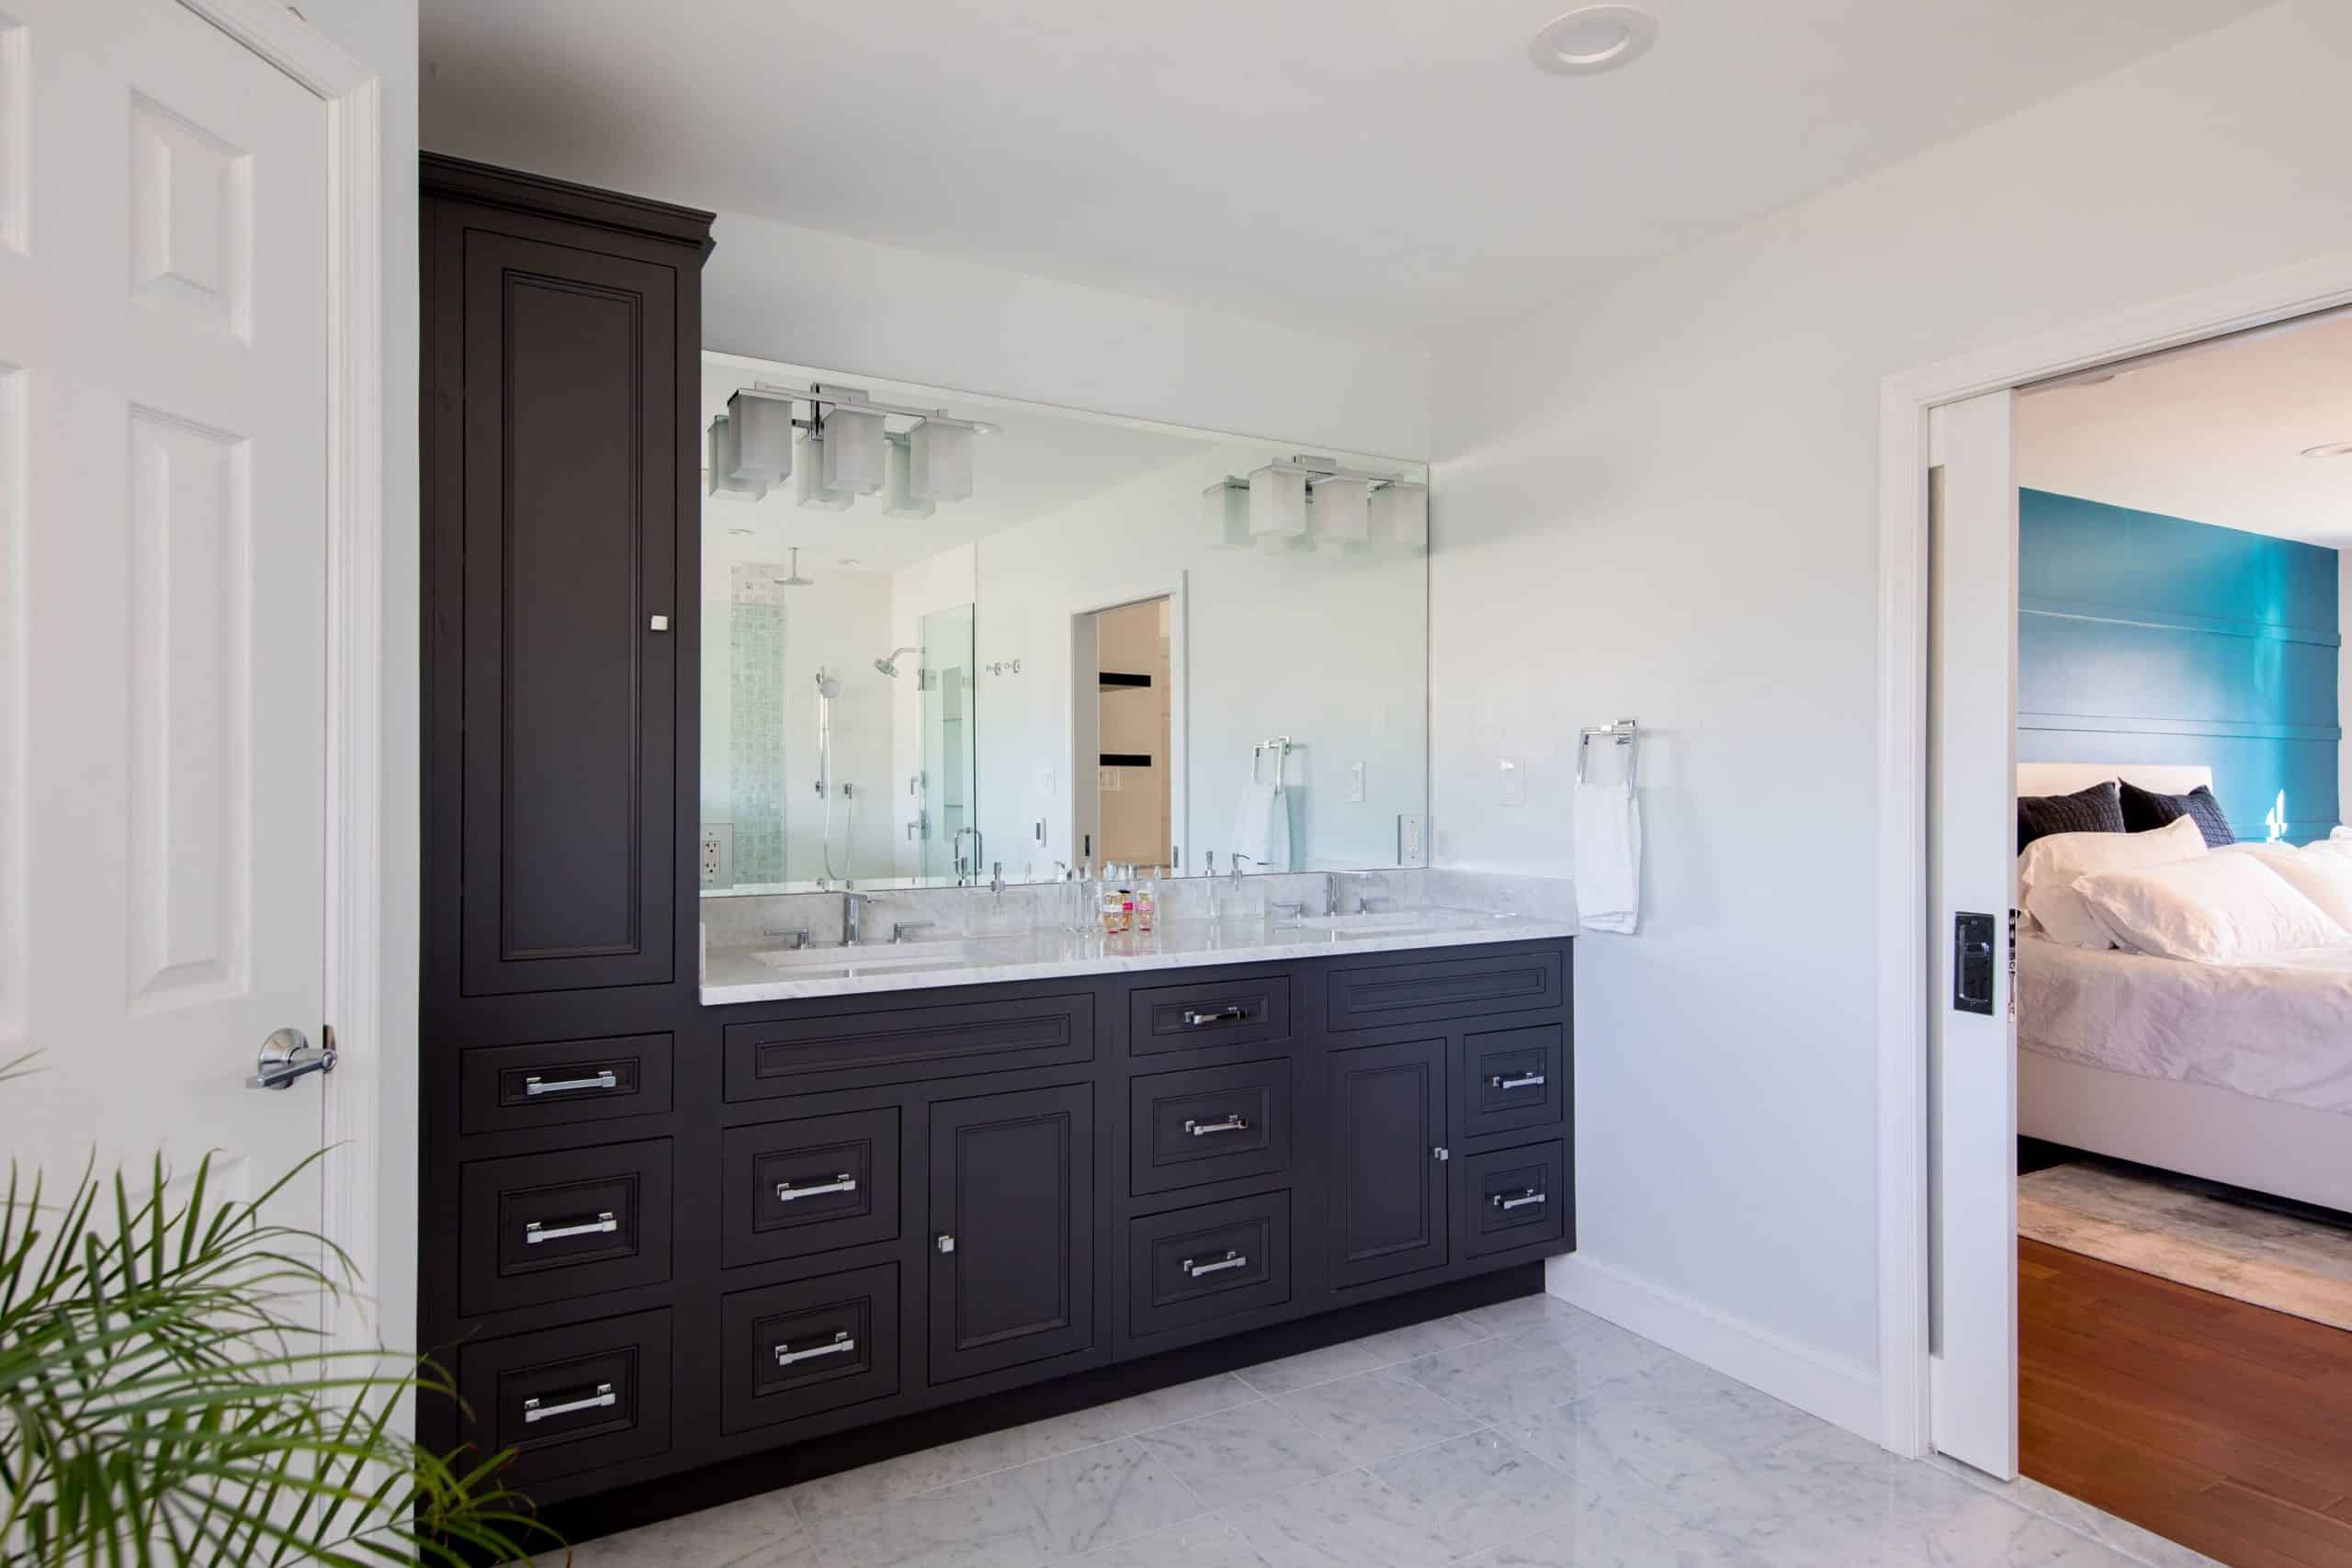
1947, 307, 2352, 1565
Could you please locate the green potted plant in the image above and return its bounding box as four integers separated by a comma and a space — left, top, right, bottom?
1, 1056, 558, 1565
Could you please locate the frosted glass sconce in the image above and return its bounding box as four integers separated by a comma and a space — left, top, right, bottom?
885, 436, 935, 519
1202, 479, 1250, 548
1249, 465, 1308, 542
796, 432, 854, 512
910, 420, 975, 502
727, 389, 797, 483
820, 406, 888, 495
1312, 477, 1372, 549
1374, 481, 1429, 551
707, 414, 767, 501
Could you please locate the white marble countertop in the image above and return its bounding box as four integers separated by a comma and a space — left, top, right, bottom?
700, 912, 1576, 1005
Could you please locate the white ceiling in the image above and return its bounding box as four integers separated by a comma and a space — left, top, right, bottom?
418, 0, 2258, 340
2018, 310, 2352, 551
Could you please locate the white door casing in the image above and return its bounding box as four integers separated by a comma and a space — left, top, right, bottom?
1925, 389, 2018, 1479
0, 0, 366, 1312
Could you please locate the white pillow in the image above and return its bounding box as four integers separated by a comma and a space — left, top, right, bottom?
2221, 842, 2352, 932
2016, 817, 2207, 948
2071, 853, 2351, 963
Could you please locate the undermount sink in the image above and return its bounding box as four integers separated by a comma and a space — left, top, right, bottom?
1295, 908, 1493, 934
747, 938, 1013, 977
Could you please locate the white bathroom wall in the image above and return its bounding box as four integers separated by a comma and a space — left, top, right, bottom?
968, 445, 1427, 881
1429, 0, 2352, 1430
2343, 550, 2351, 829
702, 212, 1433, 464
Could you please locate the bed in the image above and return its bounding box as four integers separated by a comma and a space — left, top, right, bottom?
2015, 762, 2352, 1213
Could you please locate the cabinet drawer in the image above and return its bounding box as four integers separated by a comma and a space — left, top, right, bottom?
456, 1309, 672, 1486
1128, 1192, 1291, 1340
458, 1140, 671, 1316
726, 994, 1093, 1101
458, 1032, 673, 1135
723, 1109, 900, 1269
1129, 1058, 1292, 1196
721, 1264, 900, 1435
1459, 1024, 1566, 1141
1129, 975, 1291, 1057
1458, 1141, 1568, 1258
1326, 949, 1564, 1032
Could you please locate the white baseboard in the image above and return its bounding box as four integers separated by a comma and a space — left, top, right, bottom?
1545, 1254, 1883, 1446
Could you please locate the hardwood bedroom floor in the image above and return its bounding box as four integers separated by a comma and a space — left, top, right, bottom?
2020, 1237, 2352, 1568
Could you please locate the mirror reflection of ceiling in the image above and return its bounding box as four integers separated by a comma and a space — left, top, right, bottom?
703, 353, 1238, 576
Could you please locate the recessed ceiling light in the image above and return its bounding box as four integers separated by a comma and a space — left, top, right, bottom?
839, 558, 863, 568
2300, 440, 2352, 459
1527, 5, 1657, 75
728, 526, 754, 536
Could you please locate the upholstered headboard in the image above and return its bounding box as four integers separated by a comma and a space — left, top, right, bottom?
2017, 762, 2212, 797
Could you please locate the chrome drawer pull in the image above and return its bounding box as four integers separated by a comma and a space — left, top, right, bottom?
776, 1174, 858, 1202
1182, 1249, 1249, 1279
1491, 1189, 1547, 1211
525, 1211, 617, 1245
522, 1382, 615, 1424
524, 1070, 618, 1097
775, 1330, 856, 1368
1182, 1006, 1247, 1027
1488, 1072, 1546, 1090
1183, 1115, 1250, 1137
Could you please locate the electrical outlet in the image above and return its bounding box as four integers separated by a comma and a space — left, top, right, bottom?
699, 825, 733, 888
1397, 813, 1427, 867
1348, 761, 1366, 802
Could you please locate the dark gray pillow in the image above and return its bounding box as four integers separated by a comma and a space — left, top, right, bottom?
2018, 780, 2124, 852
2118, 780, 2234, 848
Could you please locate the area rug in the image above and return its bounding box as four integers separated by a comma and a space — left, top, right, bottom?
2018, 1157, 2352, 1332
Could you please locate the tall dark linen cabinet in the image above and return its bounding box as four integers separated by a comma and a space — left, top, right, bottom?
418, 155, 713, 1494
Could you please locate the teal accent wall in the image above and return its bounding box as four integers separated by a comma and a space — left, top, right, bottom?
2018, 489, 2341, 843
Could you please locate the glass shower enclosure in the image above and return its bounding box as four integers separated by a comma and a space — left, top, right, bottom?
918, 604, 978, 881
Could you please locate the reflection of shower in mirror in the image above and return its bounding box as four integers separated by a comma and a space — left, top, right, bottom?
814, 668, 855, 880
874, 647, 917, 678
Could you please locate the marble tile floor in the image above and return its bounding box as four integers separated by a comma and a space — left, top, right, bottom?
543, 1293, 2220, 1568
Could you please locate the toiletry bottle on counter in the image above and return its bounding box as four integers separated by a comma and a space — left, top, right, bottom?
1101, 868, 1124, 936
1137, 869, 1158, 932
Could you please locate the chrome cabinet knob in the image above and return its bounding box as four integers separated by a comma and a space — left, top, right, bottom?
247, 1027, 336, 1091
936, 1234, 956, 1254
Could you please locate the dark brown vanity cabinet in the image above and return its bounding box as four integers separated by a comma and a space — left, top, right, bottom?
417, 157, 1573, 1530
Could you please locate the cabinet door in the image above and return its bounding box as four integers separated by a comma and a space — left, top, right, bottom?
1329, 1038, 1449, 1288
456, 227, 678, 994
928, 1084, 1095, 1382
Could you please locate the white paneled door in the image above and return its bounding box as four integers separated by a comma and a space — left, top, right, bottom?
0, 0, 332, 1246
1926, 389, 2020, 1480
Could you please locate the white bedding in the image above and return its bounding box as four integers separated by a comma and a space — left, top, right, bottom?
2018, 932, 2352, 1115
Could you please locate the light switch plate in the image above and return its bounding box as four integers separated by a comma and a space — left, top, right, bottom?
1397, 813, 1427, 867
1499, 757, 1527, 807
1348, 761, 1367, 803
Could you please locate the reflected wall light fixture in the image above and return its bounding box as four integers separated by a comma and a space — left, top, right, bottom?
796, 432, 854, 512
1201, 478, 1251, 548
885, 435, 936, 519
910, 419, 976, 502
1374, 480, 1429, 552
1311, 477, 1374, 550
728, 388, 797, 482
1249, 465, 1309, 543
707, 413, 768, 501
820, 404, 888, 495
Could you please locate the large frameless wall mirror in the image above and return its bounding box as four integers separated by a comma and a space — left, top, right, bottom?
698, 350, 1430, 894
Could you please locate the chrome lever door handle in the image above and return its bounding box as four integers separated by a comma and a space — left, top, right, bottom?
247, 1028, 337, 1091
775, 1331, 856, 1367
776, 1175, 858, 1202
522, 1382, 615, 1424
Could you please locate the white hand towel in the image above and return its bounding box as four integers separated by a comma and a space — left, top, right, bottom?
1572, 778, 1641, 933
1230, 783, 1294, 872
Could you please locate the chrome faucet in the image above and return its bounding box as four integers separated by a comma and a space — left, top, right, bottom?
842, 892, 872, 946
